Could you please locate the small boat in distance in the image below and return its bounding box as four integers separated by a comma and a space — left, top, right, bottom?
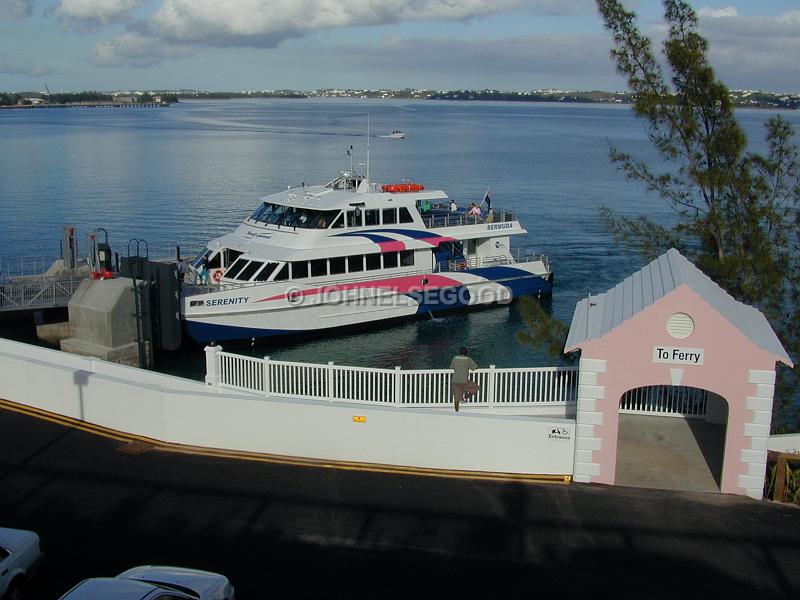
388, 130, 405, 139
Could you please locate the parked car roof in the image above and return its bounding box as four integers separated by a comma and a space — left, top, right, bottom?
0, 527, 38, 552
58, 577, 177, 599
119, 565, 232, 598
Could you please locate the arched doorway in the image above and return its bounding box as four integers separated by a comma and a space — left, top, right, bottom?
615, 385, 728, 492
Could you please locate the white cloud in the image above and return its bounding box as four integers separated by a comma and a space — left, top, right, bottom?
89, 31, 192, 67
698, 10, 800, 91
55, 0, 148, 28
0, 0, 32, 20
697, 6, 738, 19
0, 53, 51, 76
88, 0, 549, 67
148, 0, 523, 46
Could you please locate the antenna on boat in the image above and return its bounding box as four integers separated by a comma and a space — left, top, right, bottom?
366, 115, 371, 190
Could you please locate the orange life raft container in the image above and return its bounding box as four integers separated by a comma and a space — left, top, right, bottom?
381, 183, 425, 193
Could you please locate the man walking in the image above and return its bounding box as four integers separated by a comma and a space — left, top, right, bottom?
450, 346, 480, 412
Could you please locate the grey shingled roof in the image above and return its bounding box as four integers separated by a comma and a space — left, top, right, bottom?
565, 248, 793, 365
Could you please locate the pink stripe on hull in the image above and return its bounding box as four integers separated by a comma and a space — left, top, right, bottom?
378, 240, 407, 252
420, 236, 455, 247
257, 273, 464, 303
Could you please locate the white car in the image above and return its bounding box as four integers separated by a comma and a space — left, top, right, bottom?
0, 528, 42, 600
58, 565, 235, 600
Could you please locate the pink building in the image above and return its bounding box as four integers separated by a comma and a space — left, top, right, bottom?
565, 249, 793, 498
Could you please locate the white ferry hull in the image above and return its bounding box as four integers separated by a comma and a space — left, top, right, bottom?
183, 262, 552, 343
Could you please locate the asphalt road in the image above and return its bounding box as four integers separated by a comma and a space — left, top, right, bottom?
1, 407, 799, 599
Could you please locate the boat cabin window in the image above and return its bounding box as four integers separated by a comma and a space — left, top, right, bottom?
383, 252, 398, 269
273, 264, 289, 281
254, 262, 278, 281
399, 207, 414, 224
325, 174, 363, 190
236, 260, 263, 281
365, 209, 379, 227
258, 205, 340, 229
329, 257, 346, 275
250, 203, 275, 222
310, 259, 327, 277
292, 261, 309, 279
346, 209, 362, 228
224, 258, 248, 279
347, 255, 363, 273
331, 213, 345, 229
365, 254, 381, 271
224, 249, 242, 268
382, 208, 397, 225
400, 250, 414, 267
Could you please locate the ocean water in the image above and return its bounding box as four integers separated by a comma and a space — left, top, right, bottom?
1, 99, 798, 374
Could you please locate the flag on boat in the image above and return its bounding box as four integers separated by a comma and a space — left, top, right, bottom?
481, 190, 492, 210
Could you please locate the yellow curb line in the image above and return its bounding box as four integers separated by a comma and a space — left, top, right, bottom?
0, 398, 571, 485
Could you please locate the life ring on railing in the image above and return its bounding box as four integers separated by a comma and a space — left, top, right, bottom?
212, 270, 223, 283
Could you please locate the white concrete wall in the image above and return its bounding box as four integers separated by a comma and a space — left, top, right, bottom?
0, 339, 575, 476
768, 434, 800, 454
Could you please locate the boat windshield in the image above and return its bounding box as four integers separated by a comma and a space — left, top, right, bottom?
250, 203, 340, 229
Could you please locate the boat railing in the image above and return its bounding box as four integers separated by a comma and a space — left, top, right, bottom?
208, 347, 579, 408
442, 252, 549, 273
421, 209, 515, 229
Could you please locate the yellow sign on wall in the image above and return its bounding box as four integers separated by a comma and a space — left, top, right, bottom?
352, 415, 366, 423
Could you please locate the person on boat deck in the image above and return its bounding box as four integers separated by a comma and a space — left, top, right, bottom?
450, 199, 458, 212
468, 203, 481, 217
199, 255, 210, 284
176, 258, 187, 284
450, 347, 480, 412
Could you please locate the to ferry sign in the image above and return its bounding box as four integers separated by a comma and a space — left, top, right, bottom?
652, 346, 704, 365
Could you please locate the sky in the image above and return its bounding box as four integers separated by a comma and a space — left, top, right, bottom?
0, 0, 798, 93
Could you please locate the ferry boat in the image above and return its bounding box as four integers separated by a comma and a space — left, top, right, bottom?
182, 171, 553, 343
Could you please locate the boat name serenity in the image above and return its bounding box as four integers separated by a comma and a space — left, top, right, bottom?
181, 168, 553, 343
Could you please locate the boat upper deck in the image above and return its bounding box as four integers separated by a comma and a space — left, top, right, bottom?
418, 209, 515, 230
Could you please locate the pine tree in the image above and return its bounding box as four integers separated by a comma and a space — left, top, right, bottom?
596, 0, 800, 428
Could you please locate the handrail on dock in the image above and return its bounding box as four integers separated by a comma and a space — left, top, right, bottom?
206, 347, 579, 407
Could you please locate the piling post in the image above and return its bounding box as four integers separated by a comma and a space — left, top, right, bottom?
327, 361, 334, 401
204, 344, 222, 388
263, 356, 271, 397
487, 364, 497, 407
394, 366, 402, 406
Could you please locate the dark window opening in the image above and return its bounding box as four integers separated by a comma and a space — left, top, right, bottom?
383, 252, 399, 269
311, 259, 327, 277
348, 255, 364, 273
329, 257, 346, 275
236, 261, 263, 281
273, 264, 289, 281
400, 250, 414, 267
224, 258, 248, 279
254, 262, 278, 281
292, 261, 309, 279
366, 254, 381, 271
224, 249, 242, 267
207, 252, 222, 269
382, 208, 397, 225
399, 207, 414, 223
365, 209, 379, 226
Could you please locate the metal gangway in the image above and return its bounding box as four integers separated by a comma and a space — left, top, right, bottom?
0, 275, 87, 313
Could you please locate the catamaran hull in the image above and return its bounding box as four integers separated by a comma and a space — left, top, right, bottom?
183, 265, 552, 343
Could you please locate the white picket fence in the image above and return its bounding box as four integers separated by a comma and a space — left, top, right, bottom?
207, 347, 578, 408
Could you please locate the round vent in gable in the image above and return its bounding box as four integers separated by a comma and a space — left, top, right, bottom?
667, 312, 694, 339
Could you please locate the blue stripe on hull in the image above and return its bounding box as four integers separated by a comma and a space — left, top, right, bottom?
186, 320, 288, 344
